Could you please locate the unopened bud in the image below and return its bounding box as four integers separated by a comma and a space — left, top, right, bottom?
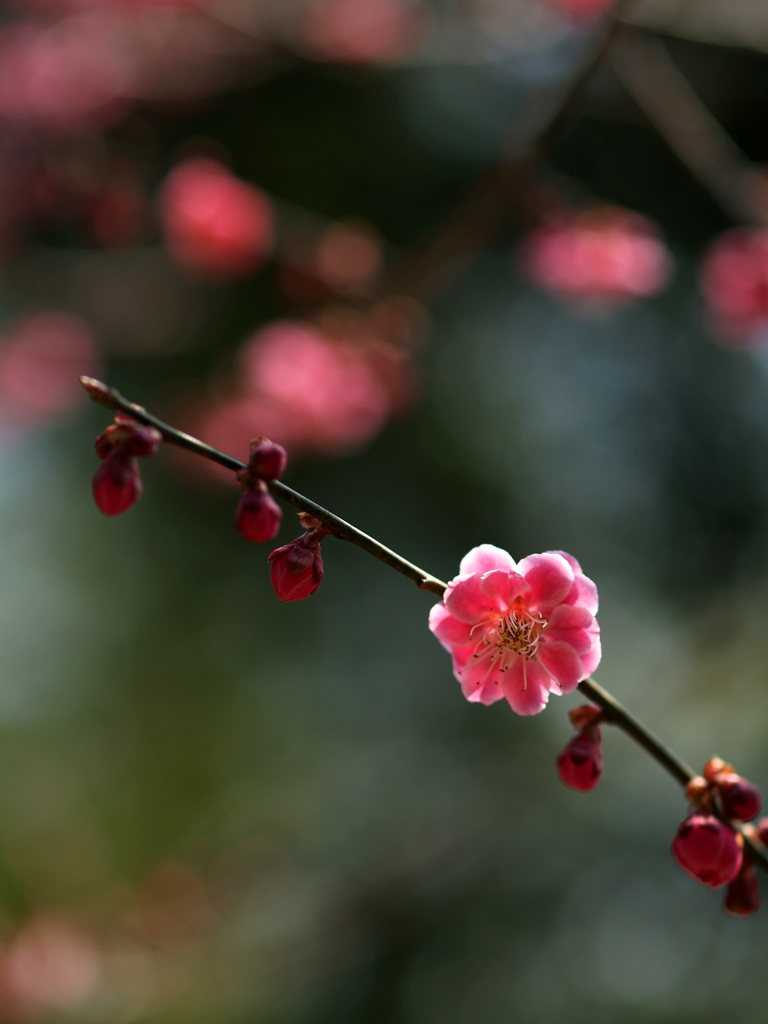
247, 437, 287, 481
724, 859, 761, 917
717, 773, 762, 822
235, 486, 282, 543
672, 813, 743, 889
557, 727, 603, 792
268, 537, 324, 601
93, 453, 142, 516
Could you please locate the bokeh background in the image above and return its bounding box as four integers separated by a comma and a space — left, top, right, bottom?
1, 0, 768, 1020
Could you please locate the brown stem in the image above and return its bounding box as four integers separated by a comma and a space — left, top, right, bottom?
379, 0, 637, 303
81, 376, 768, 876
611, 31, 768, 225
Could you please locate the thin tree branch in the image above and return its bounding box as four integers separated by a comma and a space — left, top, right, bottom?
611, 31, 768, 225
80, 375, 768, 876
379, 0, 637, 303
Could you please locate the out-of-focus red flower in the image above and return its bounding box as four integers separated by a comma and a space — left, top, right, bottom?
159, 158, 274, 279
715, 773, 762, 823
522, 206, 672, 306
234, 436, 287, 543
0, 916, 103, 1018
0, 311, 100, 427
0, 19, 134, 130
92, 414, 162, 516
557, 725, 603, 791
303, 0, 421, 63
671, 812, 743, 889
241, 321, 391, 450
724, 858, 761, 917
699, 228, 768, 345
182, 303, 424, 481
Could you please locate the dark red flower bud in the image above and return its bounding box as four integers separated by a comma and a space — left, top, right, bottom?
672, 813, 743, 888
724, 859, 761, 917
247, 437, 287, 481
716, 773, 762, 822
235, 486, 282, 543
92, 416, 162, 516
268, 537, 324, 601
93, 453, 142, 516
756, 818, 768, 846
557, 727, 603, 792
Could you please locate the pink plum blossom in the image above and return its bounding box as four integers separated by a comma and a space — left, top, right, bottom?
522, 206, 672, 306
429, 545, 600, 716
699, 228, 768, 345
159, 158, 274, 280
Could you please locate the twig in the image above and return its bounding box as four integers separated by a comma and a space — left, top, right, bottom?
379, 0, 637, 302
611, 31, 768, 225
79, 377, 446, 597
81, 375, 768, 876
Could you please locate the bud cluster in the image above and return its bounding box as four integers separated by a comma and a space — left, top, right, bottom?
234, 437, 287, 544
556, 704, 604, 792
92, 414, 163, 516
671, 757, 764, 915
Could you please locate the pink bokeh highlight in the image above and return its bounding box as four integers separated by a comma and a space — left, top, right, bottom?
0, 311, 100, 429
699, 228, 768, 345
303, 0, 421, 64
522, 206, 673, 306
159, 158, 274, 280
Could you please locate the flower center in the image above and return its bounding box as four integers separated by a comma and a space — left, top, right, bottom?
493, 610, 546, 660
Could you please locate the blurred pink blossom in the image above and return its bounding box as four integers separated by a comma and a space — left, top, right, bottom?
699, 228, 768, 345
522, 206, 673, 306
303, 0, 421, 64
159, 158, 274, 279
189, 316, 418, 473
0, 917, 102, 1020
0, 311, 100, 428
429, 545, 600, 716
0, 18, 135, 130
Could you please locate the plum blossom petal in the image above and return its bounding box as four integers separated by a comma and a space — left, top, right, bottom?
547, 549, 582, 573
538, 639, 584, 692
459, 656, 506, 705
428, 604, 473, 649
459, 544, 516, 577
517, 553, 574, 610
501, 657, 552, 716
444, 574, 498, 624
545, 605, 597, 655
478, 569, 529, 609
579, 637, 602, 677
564, 572, 599, 615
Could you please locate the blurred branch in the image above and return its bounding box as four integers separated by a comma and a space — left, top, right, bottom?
81, 375, 768, 878
611, 31, 768, 224
380, 0, 636, 302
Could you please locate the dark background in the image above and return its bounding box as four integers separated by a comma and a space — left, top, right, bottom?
0, 1, 767, 1020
